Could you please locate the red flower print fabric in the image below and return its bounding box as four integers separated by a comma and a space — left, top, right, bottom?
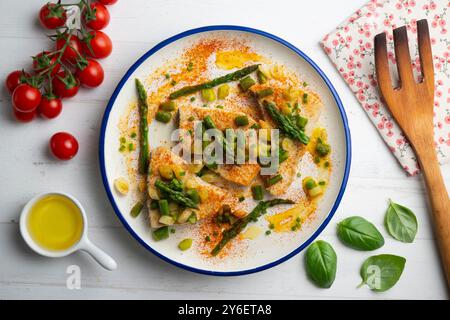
321, 0, 450, 176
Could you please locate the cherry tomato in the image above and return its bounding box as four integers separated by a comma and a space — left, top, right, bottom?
12, 84, 41, 113
52, 71, 80, 98
50, 132, 79, 160
32, 51, 61, 76
99, 0, 118, 5
13, 108, 37, 122
83, 3, 110, 30
76, 59, 104, 88
56, 34, 83, 63
38, 95, 63, 119
83, 31, 112, 59
5, 70, 29, 94
39, 3, 67, 29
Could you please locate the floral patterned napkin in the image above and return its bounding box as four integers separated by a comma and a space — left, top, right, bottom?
321, 0, 450, 175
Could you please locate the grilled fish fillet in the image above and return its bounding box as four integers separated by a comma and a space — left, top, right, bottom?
147, 147, 246, 228
178, 105, 261, 186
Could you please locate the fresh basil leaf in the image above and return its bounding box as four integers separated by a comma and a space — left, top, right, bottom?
359, 254, 406, 292
337, 216, 384, 251
385, 200, 418, 243
305, 240, 337, 288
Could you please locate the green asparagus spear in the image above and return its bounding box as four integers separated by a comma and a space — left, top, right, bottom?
169, 64, 260, 99
263, 100, 310, 145
135, 79, 150, 174
154, 180, 199, 209
211, 199, 294, 256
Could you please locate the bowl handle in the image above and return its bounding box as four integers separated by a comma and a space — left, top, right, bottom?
81, 239, 117, 271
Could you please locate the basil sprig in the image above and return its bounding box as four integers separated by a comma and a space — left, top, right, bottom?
385, 200, 418, 243
337, 216, 385, 251
305, 240, 337, 288
359, 254, 406, 292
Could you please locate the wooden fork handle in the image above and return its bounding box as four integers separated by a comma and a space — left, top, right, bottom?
415, 143, 450, 287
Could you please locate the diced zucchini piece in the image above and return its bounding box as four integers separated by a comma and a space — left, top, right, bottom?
188, 212, 198, 224
217, 84, 230, 99
148, 186, 160, 200
153, 226, 170, 241
177, 209, 195, 224
149, 209, 162, 228
201, 88, 216, 102
239, 76, 256, 91
178, 238, 193, 251
159, 215, 175, 226
251, 185, 264, 201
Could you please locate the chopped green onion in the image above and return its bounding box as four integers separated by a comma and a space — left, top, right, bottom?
234, 115, 249, 127
265, 230, 271, 235
188, 212, 198, 224
190, 96, 196, 102
156, 111, 172, 123
266, 174, 283, 187
187, 62, 194, 71
251, 185, 264, 201
302, 93, 309, 104
239, 76, 256, 91
296, 116, 308, 130
239, 196, 245, 202
150, 200, 159, 210
205, 235, 211, 242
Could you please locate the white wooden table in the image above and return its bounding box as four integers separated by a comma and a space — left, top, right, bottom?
0, 0, 448, 300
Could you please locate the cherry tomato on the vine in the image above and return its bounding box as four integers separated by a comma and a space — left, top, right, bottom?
83, 30, 112, 59
99, 0, 118, 5
12, 84, 41, 113
56, 34, 83, 63
13, 108, 37, 122
50, 132, 79, 160
52, 71, 80, 98
39, 2, 67, 29
38, 94, 63, 119
76, 59, 104, 88
5, 70, 29, 94
83, 2, 110, 30
32, 51, 61, 76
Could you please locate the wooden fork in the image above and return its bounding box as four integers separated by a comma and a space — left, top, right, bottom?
375, 19, 450, 288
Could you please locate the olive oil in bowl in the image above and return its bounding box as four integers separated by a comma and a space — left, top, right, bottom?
27, 194, 83, 251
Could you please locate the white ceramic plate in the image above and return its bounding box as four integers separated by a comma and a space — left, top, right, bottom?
99, 26, 351, 276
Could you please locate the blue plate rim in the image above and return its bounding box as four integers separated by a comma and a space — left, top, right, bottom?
99, 25, 352, 276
